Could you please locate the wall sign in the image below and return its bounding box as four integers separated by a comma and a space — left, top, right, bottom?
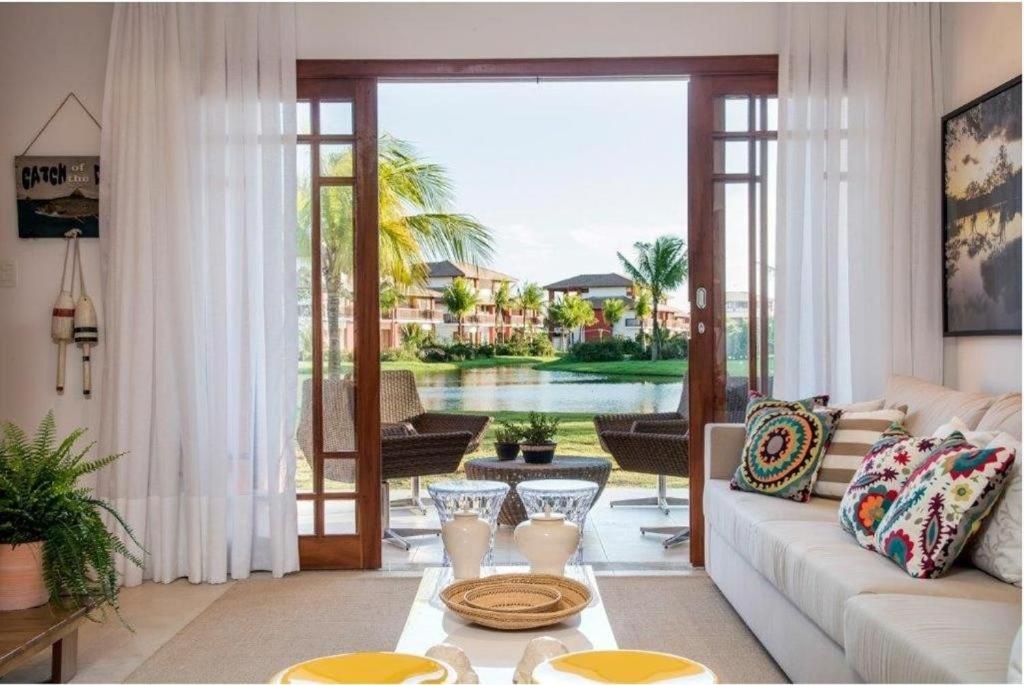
15, 156, 99, 238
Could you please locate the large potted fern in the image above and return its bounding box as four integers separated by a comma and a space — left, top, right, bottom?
0, 412, 143, 612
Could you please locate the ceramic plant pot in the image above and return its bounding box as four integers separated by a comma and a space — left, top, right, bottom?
0, 541, 49, 611
495, 442, 521, 461
521, 442, 556, 464
513, 508, 580, 576
441, 508, 491, 580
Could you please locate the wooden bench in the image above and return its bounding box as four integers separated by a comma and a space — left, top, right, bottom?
0, 603, 89, 683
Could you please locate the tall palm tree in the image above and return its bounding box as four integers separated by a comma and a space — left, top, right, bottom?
518, 282, 545, 333
493, 281, 513, 343
601, 298, 626, 337
442, 278, 479, 340
618, 236, 687, 360
301, 135, 495, 375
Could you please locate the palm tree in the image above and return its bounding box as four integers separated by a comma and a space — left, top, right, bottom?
601, 298, 626, 337
633, 287, 653, 352
442, 277, 479, 340
618, 236, 688, 360
518, 282, 545, 332
379, 281, 400, 317
493, 281, 513, 343
549, 294, 596, 348
302, 135, 495, 375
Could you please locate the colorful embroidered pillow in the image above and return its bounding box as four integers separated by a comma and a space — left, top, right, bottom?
731, 407, 839, 502
814, 407, 908, 498
838, 423, 938, 549
874, 432, 1016, 579
745, 392, 829, 424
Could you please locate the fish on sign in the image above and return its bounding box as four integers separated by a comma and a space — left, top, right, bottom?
15, 156, 99, 238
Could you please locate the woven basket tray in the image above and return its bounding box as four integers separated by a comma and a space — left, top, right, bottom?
440, 573, 591, 630
463, 583, 562, 613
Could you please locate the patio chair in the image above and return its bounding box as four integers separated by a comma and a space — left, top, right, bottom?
380, 370, 491, 513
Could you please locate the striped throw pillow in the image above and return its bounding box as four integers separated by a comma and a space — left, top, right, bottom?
813, 406, 907, 498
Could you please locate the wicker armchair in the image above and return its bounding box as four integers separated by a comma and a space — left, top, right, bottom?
593, 386, 689, 513
381, 370, 491, 512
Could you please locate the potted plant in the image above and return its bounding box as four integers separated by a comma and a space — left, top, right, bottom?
493, 420, 524, 461
520, 412, 560, 465
0, 412, 143, 615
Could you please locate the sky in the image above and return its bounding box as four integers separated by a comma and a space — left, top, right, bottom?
378, 79, 692, 309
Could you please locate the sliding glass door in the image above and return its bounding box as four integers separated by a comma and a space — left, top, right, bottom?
688, 73, 777, 566
296, 78, 381, 569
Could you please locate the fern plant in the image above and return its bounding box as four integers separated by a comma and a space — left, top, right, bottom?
0, 411, 143, 618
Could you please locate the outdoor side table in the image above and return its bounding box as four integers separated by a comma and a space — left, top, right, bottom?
517, 478, 600, 563
427, 479, 510, 566
464, 456, 611, 526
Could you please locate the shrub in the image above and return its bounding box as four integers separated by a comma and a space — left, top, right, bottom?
567, 337, 643, 362
521, 412, 560, 444
380, 347, 419, 362
494, 330, 554, 357
493, 419, 524, 443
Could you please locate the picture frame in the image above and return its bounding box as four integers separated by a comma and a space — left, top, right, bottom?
941, 75, 1022, 337
14, 155, 99, 238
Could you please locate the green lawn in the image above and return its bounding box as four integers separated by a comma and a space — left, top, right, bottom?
295, 409, 687, 492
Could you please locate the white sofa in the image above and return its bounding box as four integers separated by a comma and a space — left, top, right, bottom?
703, 376, 1023, 683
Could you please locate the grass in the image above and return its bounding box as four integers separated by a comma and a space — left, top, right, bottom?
295, 409, 687, 492
535, 357, 754, 378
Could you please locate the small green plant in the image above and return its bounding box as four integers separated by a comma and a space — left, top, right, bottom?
521, 412, 560, 444
493, 420, 524, 444
0, 412, 144, 620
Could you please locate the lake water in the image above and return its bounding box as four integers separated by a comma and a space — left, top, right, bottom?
415, 366, 682, 414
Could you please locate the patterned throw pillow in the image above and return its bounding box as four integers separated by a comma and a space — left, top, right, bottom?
874, 432, 1016, 579
814, 407, 908, 498
731, 407, 840, 502
966, 432, 1022, 586
838, 423, 938, 549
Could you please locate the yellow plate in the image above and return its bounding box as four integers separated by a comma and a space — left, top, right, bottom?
531, 650, 717, 684
270, 652, 456, 684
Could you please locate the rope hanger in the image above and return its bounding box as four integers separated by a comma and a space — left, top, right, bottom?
20, 92, 101, 157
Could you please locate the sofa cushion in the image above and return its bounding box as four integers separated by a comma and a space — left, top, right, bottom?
967, 432, 1023, 586
884, 375, 995, 436
875, 433, 1016, 579
747, 519, 1021, 644
844, 594, 1020, 683
838, 423, 939, 550
731, 408, 841, 502
977, 393, 1023, 440
704, 479, 839, 555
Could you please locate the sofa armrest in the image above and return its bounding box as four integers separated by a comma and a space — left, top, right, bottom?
704, 423, 745, 481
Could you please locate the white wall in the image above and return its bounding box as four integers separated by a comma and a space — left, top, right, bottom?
940, 2, 1023, 394
0, 3, 112, 439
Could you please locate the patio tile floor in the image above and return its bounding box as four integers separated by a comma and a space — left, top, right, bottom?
382, 486, 692, 571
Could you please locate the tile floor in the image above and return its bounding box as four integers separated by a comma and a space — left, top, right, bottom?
382, 485, 692, 571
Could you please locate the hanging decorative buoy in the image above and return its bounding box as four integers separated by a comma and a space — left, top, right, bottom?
51, 232, 77, 394
72, 233, 98, 398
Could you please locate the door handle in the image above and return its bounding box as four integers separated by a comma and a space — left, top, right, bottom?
696, 287, 707, 310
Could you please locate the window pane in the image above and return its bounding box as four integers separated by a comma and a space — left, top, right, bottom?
320, 143, 354, 177
714, 140, 749, 174
321, 101, 354, 135
717, 96, 749, 132
325, 500, 356, 535
297, 500, 314, 535
766, 97, 779, 132
324, 459, 357, 492
716, 181, 750, 422
297, 101, 311, 135
296, 143, 314, 494
320, 186, 355, 451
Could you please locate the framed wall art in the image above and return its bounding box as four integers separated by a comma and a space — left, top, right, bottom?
942, 76, 1022, 336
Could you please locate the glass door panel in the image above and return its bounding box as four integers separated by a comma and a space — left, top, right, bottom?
297, 78, 380, 569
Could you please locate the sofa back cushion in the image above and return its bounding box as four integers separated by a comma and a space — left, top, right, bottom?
883, 375, 995, 436
976, 393, 1022, 440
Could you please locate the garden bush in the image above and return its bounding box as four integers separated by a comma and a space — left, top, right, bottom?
567, 336, 644, 362
495, 330, 555, 357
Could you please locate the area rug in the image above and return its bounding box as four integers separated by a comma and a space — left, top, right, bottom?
126, 572, 786, 683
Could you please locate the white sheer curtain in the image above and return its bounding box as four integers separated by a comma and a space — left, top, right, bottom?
97, 3, 299, 585
774, 3, 944, 403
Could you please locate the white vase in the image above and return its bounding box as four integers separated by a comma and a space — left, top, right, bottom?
514, 508, 580, 576
441, 508, 491, 580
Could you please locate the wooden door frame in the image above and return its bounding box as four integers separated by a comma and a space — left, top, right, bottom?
298, 55, 778, 569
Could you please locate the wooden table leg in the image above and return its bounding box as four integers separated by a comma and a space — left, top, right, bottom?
50, 628, 77, 683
